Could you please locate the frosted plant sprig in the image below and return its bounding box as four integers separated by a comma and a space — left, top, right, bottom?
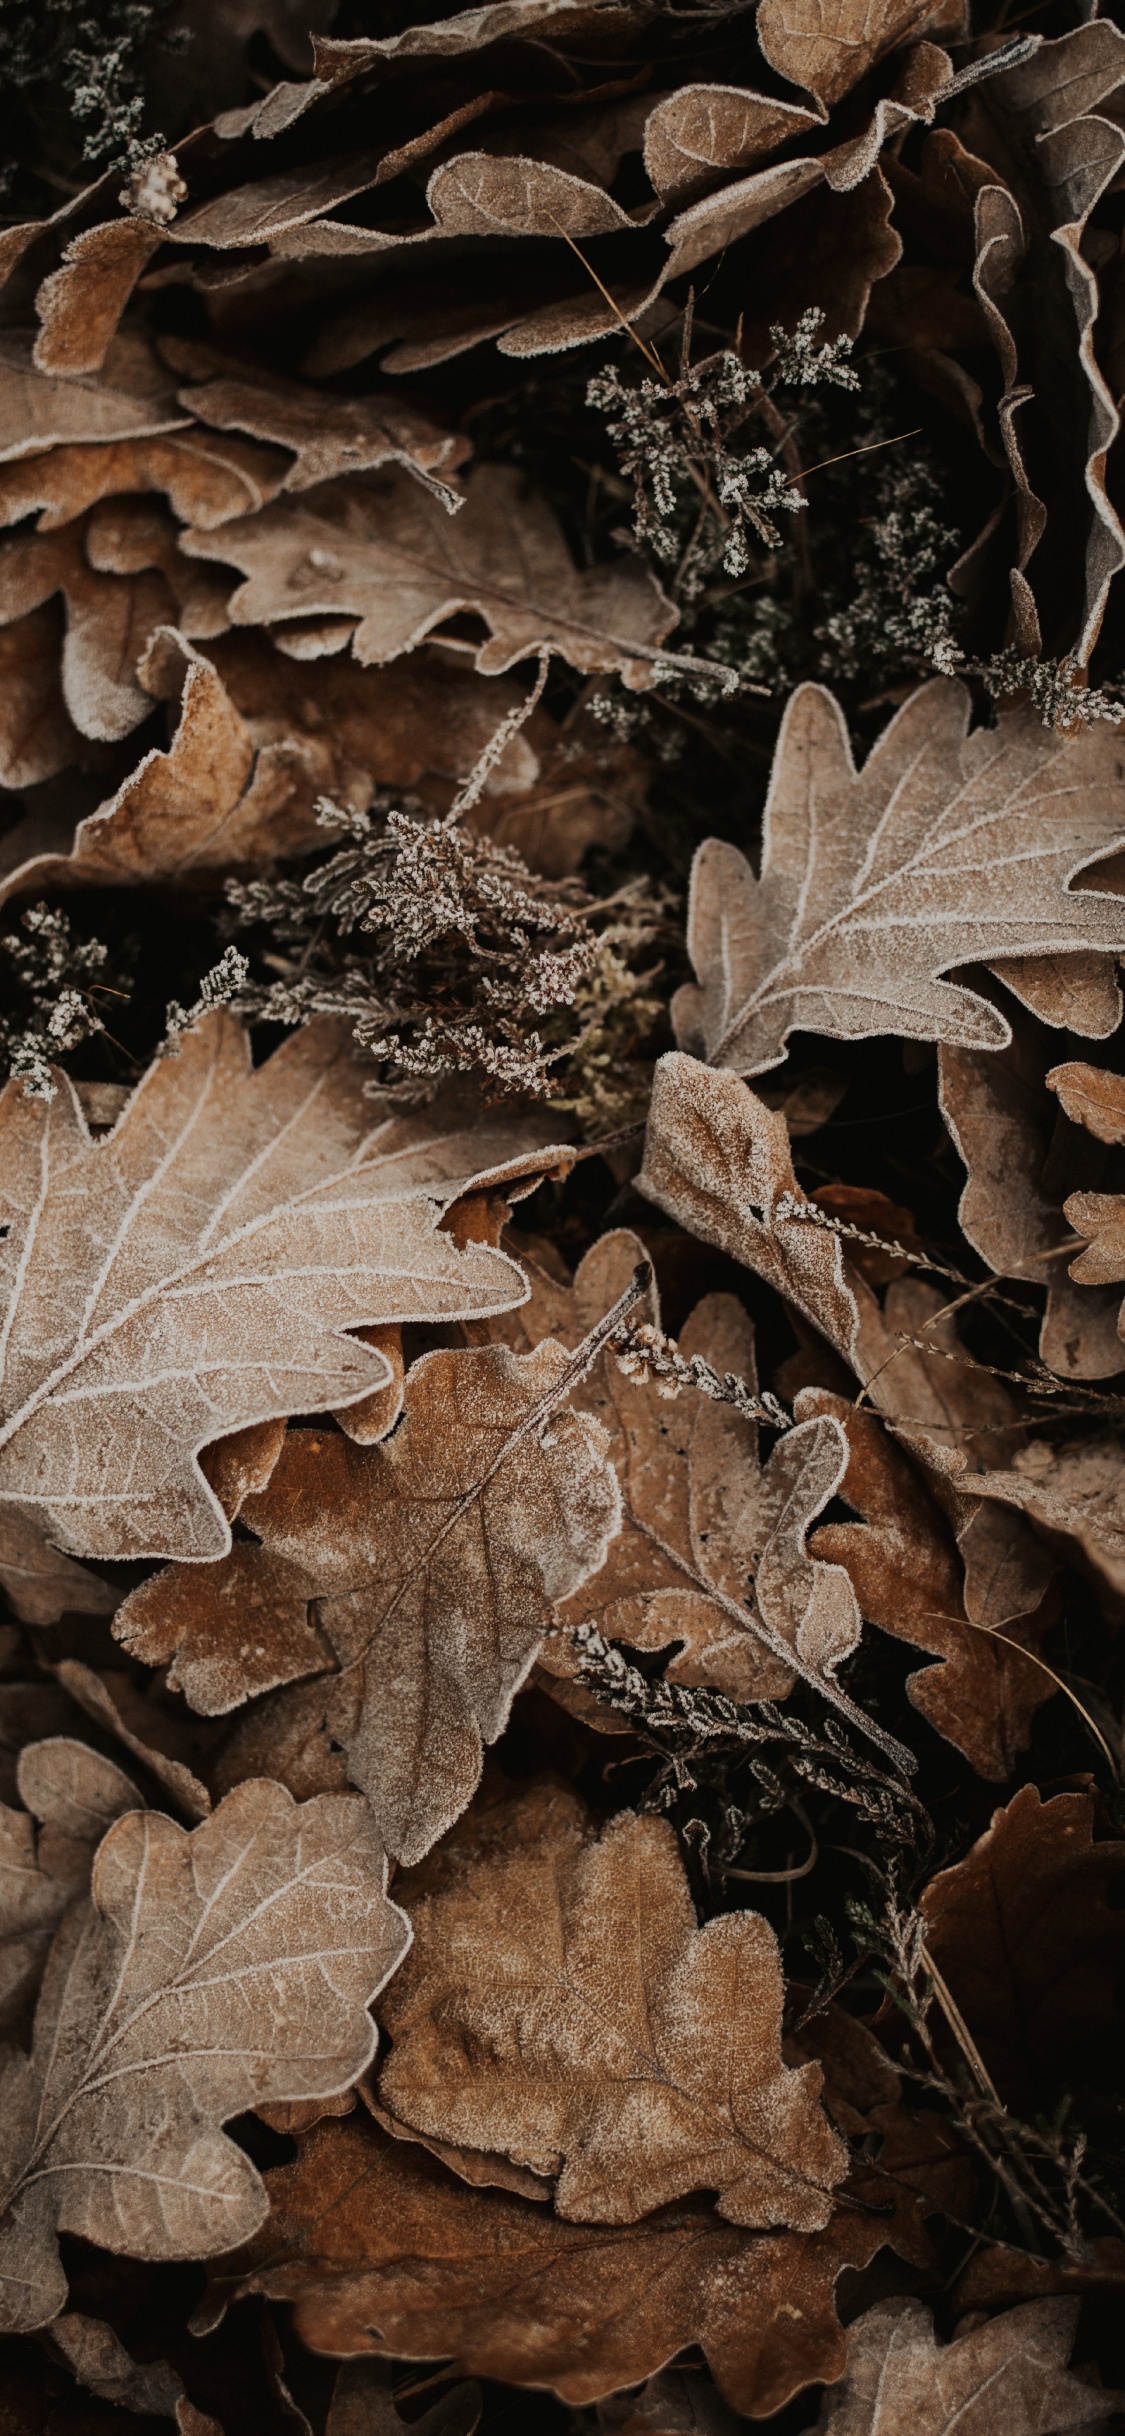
611, 1316, 792, 1430
0, 904, 116, 1099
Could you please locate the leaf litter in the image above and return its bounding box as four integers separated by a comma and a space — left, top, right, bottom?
6, 0, 1125, 2428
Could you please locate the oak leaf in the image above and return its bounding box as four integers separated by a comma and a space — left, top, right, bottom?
801, 1392, 1058, 1779
218, 2092, 954, 2416
493, 1230, 863, 1710
116, 1333, 623, 1863
940, 1001, 1125, 1381
326, 2360, 482, 2436
920, 1782, 1125, 2115
813, 2295, 1121, 2434
0, 1007, 540, 1621
0, 1778, 409, 2333
181, 462, 676, 688
0, 628, 328, 906
674, 681, 1125, 1078
0, 331, 188, 462
0, 1738, 138, 2039
378, 1779, 847, 2227
757, 0, 955, 110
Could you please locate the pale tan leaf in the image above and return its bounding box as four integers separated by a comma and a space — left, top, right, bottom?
0, 329, 188, 463
426, 151, 637, 238
988, 951, 1122, 1039
53, 1662, 214, 1822
117, 1331, 623, 1862
181, 463, 676, 688
939, 1004, 1125, 1378
497, 1231, 863, 1709
0, 627, 330, 905
814, 2295, 1121, 2433
177, 362, 471, 501
0, 1778, 410, 2332
33, 220, 165, 378
0, 425, 290, 535
0, 607, 86, 792
1048, 1060, 1125, 1145
0, 1739, 138, 2040
0, 1008, 539, 1616
676, 681, 1125, 1078
756, 0, 956, 109
378, 1779, 847, 2228
643, 86, 821, 204
0, 517, 173, 742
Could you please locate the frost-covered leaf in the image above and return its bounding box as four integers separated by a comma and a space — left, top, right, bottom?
116, 1334, 624, 1863
675, 682, 1125, 1077
0, 1007, 543, 1618
814, 2295, 1121, 2433
181, 463, 676, 689
378, 1778, 847, 2227
0, 1779, 409, 2333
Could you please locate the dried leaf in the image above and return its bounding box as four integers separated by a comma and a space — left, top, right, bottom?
52, 1661, 215, 1823
494, 1231, 862, 1707
217, 2099, 953, 2415
0, 1778, 409, 2333
0, 1739, 138, 2040
177, 362, 470, 502
180, 463, 676, 688
920, 1781, 1125, 2114
757, 0, 952, 110
33, 221, 165, 379
378, 1780, 846, 2227
0, 627, 329, 905
0, 331, 188, 462
117, 1332, 623, 1863
0, 1008, 536, 1616
0, 425, 290, 535
940, 1005, 1125, 1378
49, 2313, 189, 2420
0, 517, 175, 743
675, 680, 1125, 1077
814, 2295, 1121, 2433
643, 86, 821, 205
801, 1392, 1057, 1778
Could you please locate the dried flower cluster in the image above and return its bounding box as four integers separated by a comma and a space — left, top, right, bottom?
6, 0, 1125, 2430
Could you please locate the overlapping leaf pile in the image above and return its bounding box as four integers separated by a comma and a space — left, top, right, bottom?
5, 0, 1125, 2429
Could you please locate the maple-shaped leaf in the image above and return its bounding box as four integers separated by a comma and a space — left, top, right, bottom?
674, 680, 1125, 1077
0, 1007, 556, 1622
0, 1778, 409, 2333
814, 2295, 1122, 2434
117, 1329, 625, 1863
180, 462, 676, 689
217, 2069, 959, 2415
0, 1738, 138, 2039
378, 1778, 847, 2227
492, 1230, 862, 1710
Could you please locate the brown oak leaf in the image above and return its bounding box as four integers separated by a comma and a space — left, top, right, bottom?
180, 462, 676, 689
378, 1778, 847, 2228
0, 1778, 409, 2334
801, 1392, 1058, 1779
116, 1332, 624, 1863
216, 2095, 955, 2416
813, 2294, 1121, 2433
0, 1738, 138, 2040
920, 1782, 1125, 2115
